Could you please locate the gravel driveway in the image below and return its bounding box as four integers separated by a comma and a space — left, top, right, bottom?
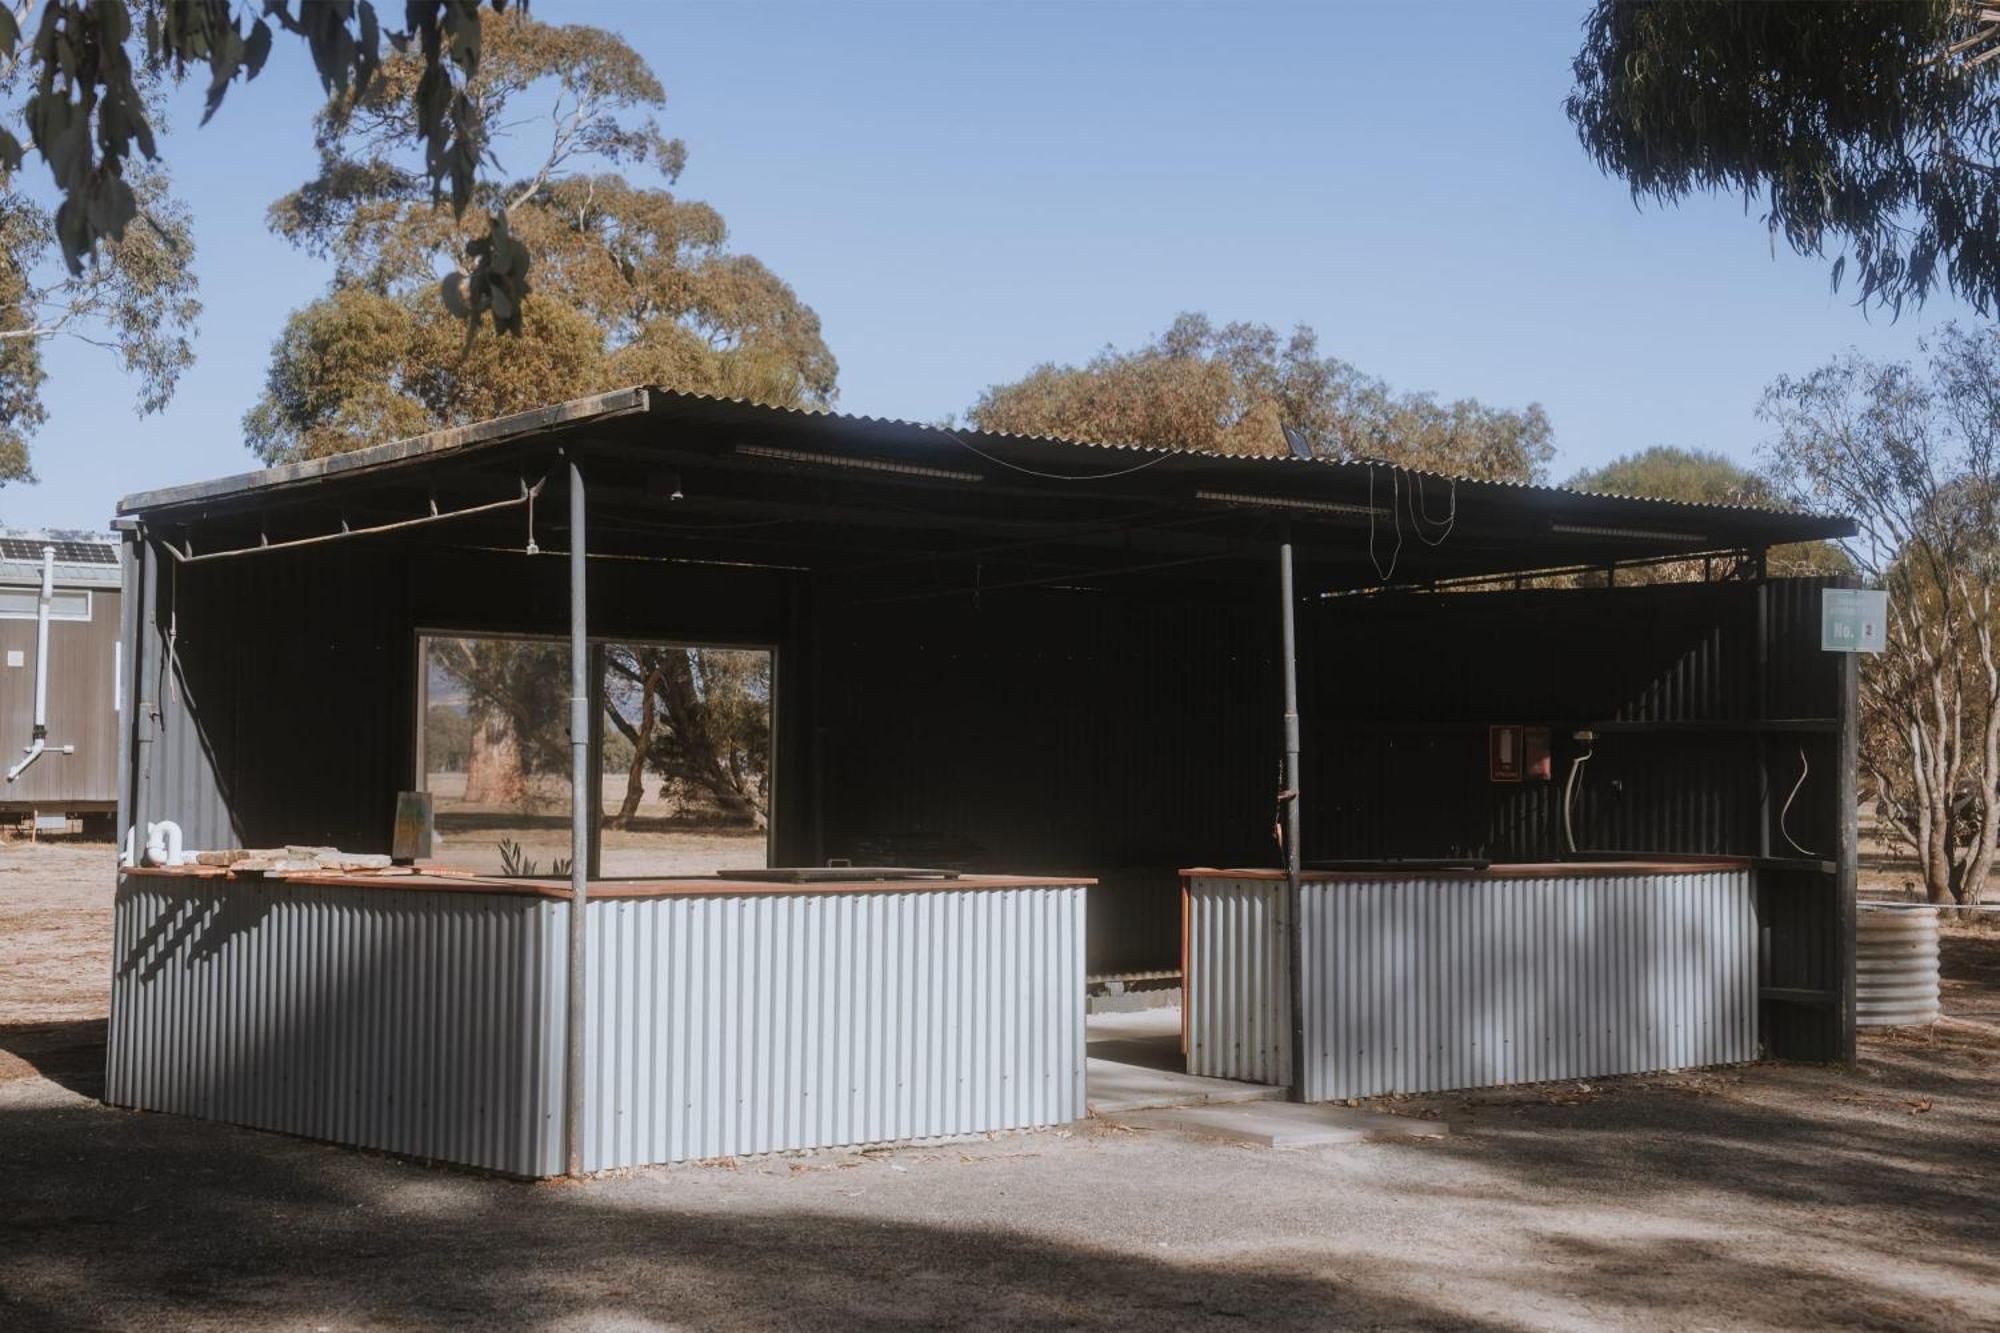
4, 843, 1997, 1331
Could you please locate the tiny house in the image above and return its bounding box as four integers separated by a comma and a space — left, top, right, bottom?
0, 530, 121, 833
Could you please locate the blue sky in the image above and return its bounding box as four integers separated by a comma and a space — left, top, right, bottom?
9, 0, 1981, 530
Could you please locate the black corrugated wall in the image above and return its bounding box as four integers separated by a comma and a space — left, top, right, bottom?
129, 541, 1852, 1057
1301, 578, 1852, 1060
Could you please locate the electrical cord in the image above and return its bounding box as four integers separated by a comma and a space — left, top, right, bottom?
1780, 746, 1822, 858
1562, 734, 1595, 854
941, 430, 1179, 482
1407, 472, 1457, 546
1368, 466, 1404, 581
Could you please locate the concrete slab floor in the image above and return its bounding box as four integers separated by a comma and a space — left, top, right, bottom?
1103, 1100, 1450, 1149
1085, 1006, 1286, 1115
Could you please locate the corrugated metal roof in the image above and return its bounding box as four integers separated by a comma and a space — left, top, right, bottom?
620, 389, 1827, 517
116, 384, 1843, 525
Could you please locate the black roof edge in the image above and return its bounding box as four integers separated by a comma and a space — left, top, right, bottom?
117, 387, 650, 515
114, 384, 1857, 546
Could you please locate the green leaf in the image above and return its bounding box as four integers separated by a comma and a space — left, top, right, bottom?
244, 19, 272, 79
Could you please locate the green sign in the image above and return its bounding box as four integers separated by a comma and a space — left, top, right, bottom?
1821, 589, 1888, 654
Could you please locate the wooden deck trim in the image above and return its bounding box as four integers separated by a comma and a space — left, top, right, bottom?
121, 866, 1095, 901
1180, 858, 1753, 884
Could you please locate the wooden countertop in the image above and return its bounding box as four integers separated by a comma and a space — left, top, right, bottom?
1180, 858, 1751, 883
121, 866, 1094, 901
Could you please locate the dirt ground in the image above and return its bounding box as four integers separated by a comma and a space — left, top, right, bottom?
4, 843, 1999, 1331
422, 769, 770, 879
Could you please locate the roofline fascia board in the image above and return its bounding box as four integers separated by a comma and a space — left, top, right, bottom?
108, 384, 1860, 548
117, 387, 652, 517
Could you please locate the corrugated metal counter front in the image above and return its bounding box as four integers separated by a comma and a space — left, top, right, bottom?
1180, 862, 1757, 1100
107, 870, 1089, 1176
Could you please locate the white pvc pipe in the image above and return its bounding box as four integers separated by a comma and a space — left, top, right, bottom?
6, 546, 55, 783
144, 820, 186, 867
30, 544, 48, 733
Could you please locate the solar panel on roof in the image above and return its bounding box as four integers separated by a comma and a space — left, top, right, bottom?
0, 537, 117, 563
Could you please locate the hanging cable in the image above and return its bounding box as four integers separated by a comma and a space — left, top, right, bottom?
1562, 732, 1595, 854
1779, 746, 1823, 858
1367, 465, 1404, 582
940, 430, 1179, 482
1407, 471, 1457, 546
165, 559, 180, 707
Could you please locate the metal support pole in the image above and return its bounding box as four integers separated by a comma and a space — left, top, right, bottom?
587, 642, 606, 880
132, 537, 157, 858
564, 459, 590, 1176
1836, 637, 1859, 1066
1278, 541, 1306, 1101
1280, 543, 1302, 879
1755, 580, 1771, 859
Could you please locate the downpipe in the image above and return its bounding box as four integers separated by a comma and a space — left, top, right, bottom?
7, 545, 72, 783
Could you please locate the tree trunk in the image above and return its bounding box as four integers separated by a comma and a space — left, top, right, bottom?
655, 651, 763, 823
606, 666, 663, 829
461, 705, 524, 807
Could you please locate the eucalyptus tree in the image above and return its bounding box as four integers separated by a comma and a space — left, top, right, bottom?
268, 13, 830, 821
1566, 446, 1850, 581
0, 0, 522, 485
969, 312, 1555, 483
0, 162, 196, 483
1570, 1, 2000, 316
1, 0, 524, 324
247, 10, 836, 462
1761, 327, 2000, 905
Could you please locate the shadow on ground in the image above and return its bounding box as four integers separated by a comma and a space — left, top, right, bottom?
0, 1020, 104, 1099
4, 941, 1999, 1329
0, 1096, 1485, 1332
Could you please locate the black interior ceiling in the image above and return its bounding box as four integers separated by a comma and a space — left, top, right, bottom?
119, 387, 1856, 601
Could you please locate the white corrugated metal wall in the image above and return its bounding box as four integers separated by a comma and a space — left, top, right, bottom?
1184, 876, 1291, 1085
581, 885, 1088, 1171
1186, 870, 1757, 1099
106, 877, 567, 1176
106, 878, 1087, 1176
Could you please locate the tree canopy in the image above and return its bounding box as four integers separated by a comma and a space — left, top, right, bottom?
1566, 445, 1849, 581
0, 0, 526, 332
1760, 326, 2000, 904
0, 68, 200, 487
968, 313, 1555, 483
0, 0, 539, 486
1569, 1, 2000, 316
1566, 445, 1784, 507
247, 10, 836, 464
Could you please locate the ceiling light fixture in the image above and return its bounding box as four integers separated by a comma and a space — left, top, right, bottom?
1195, 489, 1383, 516
1549, 521, 1704, 543
735, 444, 982, 483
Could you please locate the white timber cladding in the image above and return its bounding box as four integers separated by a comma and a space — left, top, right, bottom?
106, 876, 1088, 1176
581, 885, 1089, 1172
1185, 870, 1758, 1099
